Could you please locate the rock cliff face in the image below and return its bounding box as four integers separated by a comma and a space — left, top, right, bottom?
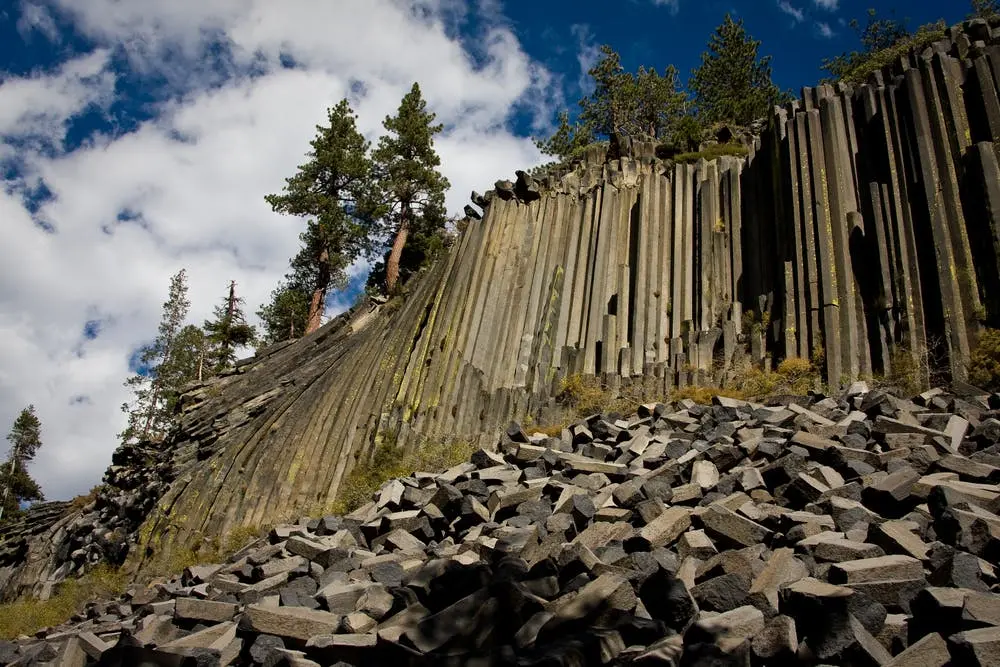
2, 18, 1000, 599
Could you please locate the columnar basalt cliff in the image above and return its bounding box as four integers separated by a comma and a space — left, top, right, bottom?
3, 17, 1000, 600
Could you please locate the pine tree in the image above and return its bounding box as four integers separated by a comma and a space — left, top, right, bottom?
257, 281, 310, 346
203, 281, 257, 374
266, 100, 374, 335
577, 45, 633, 140
372, 83, 450, 294
971, 0, 1000, 18
119, 269, 191, 443
1, 406, 44, 521
821, 9, 914, 81
533, 110, 594, 161
535, 47, 689, 159
690, 14, 786, 126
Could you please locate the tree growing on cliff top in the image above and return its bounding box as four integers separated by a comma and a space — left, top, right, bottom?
266, 100, 375, 334
257, 280, 310, 346
579, 46, 688, 142
371, 83, 450, 294
535, 46, 689, 159
203, 280, 257, 374
1, 406, 44, 521
690, 14, 787, 126
970, 0, 999, 19
820, 9, 945, 83
119, 269, 192, 443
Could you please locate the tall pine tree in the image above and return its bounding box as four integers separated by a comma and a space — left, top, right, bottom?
203, 280, 257, 374
372, 83, 450, 294
689, 14, 786, 126
119, 269, 192, 443
1, 406, 44, 521
266, 100, 374, 334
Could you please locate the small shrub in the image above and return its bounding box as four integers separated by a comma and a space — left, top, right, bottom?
222, 524, 267, 557
730, 357, 819, 398
670, 386, 746, 405
330, 439, 476, 515
969, 328, 1000, 392
0, 564, 127, 640
558, 374, 612, 416
70, 485, 105, 511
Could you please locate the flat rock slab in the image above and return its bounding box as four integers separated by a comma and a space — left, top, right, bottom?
241, 605, 341, 641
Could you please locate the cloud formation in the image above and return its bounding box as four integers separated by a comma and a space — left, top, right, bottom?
651, 0, 680, 13
813, 0, 839, 11
0, 0, 554, 500
816, 21, 835, 38
777, 1, 805, 23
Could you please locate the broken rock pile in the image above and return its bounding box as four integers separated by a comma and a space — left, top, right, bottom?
7, 384, 1000, 665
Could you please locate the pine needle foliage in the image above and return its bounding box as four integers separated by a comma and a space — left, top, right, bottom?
119, 269, 192, 443
266, 99, 375, 334
535, 46, 690, 160
203, 280, 257, 374
821, 9, 946, 84
371, 83, 450, 294
689, 14, 788, 126
1, 406, 44, 521
257, 280, 310, 346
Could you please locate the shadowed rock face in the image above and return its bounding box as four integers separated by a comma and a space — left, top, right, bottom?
3, 18, 1000, 599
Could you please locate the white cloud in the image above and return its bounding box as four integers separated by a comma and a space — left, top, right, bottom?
813, 0, 838, 11
570, 24, 601, 96
0, 50, 115, 146
816, 21, 835, 38
0, 0, 551, 500
15, 1, 61, 42
651, 0, 680, 13
777, 1, 805, 23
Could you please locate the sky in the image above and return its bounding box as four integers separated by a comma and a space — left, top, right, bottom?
0, 0, 968, 502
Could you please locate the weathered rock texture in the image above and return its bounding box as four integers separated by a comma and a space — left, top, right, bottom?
8, 383, 1000, 665
3, 18, 1000, 598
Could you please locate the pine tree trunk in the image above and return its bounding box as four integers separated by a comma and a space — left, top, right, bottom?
306, 250, 330, 335
385, 210, 410, 294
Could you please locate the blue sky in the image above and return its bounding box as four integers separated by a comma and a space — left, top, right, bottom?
0, 0, 969, 500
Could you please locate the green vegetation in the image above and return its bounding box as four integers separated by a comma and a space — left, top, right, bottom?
672, 142, 749, 164
557, 374, 641, 416
1, 406, 44, 522
330, 439, 475, 515
822, 9, 946, 84
265, 99, 376, 336
257, 281, 310, 346
202, 280, 257, 375
119, 269, 193, 443
370, 83, 450, 295
534, 46, 690, 162
0, 564, 127, 640
263, 84, 450, 337
69, 485, 104, 511
726, 357, 821, 399
970, 0, 1000, 19
670, 385, 747, 404
690, 14, 790, 126
969, 328, 1000, 392
536, 14, 785, 168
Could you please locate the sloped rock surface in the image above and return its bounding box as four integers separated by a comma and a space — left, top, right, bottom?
8, 383, 1000, 666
